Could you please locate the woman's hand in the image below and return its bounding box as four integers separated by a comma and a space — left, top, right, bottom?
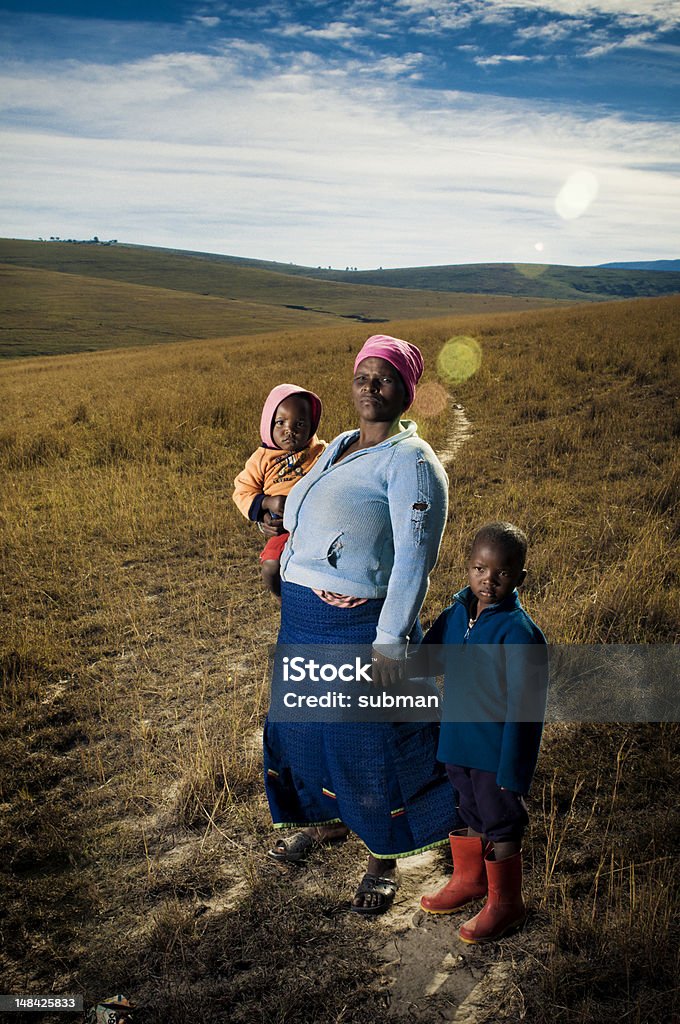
259, 511, 285, 537
371, 649, 405, 688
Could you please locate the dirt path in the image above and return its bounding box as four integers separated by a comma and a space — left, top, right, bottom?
363, 401, 487, 1022
436, 402, 472, 469
372, 852, 513, 1022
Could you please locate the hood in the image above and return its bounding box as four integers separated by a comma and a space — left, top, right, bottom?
260, 383, 323, 449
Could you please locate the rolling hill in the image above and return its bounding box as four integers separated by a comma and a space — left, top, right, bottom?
120, 243, 680, 301
0, 238, 571, 359
2, 237, 679, 358
598, 259, 680, 273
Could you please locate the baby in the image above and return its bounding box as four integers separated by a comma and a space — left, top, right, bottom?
233, 384, 326, 597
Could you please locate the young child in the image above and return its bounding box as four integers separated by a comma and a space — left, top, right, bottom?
233, 383, 326, 597
419, 521, 548, 943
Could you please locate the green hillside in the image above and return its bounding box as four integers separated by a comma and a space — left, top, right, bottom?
0, 239, 574, 358
122, 243, 680, 301
5, 240, 680, 307
3, 237, 678, 359
346, 261, 680, 299
197, 253, 680, 301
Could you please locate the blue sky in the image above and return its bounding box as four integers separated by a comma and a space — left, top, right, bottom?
1, 0, 679, 267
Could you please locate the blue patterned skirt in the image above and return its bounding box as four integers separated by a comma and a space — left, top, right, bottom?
263, 582, 459, 858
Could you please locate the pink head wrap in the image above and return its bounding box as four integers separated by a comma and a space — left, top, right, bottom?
353, 334, 424, 410
259, 383, 322, 449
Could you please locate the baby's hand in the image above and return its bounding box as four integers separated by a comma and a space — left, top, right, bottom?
262, 494, 286, 518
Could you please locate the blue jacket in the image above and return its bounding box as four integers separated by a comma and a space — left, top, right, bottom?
280, 420, 448, 649
423, 587, 548, 794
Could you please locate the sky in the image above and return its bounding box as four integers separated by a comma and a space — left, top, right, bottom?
1, 0, 679, 268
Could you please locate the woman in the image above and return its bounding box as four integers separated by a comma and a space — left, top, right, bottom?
262, 334, 458, 914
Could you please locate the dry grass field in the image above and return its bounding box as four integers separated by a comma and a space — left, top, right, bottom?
0, 293, 678, 1022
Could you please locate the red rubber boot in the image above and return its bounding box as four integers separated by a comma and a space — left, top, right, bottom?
420, 832, 487, 914
458, 850, 525, 943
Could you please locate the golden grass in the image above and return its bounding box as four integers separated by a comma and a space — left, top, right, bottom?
0, 293, 678, 1021
0, 264, 337, 356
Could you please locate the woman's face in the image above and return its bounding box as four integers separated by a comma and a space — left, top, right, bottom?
352, 357, 407, 423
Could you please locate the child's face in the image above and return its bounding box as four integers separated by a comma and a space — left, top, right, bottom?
271, 395, 314, 452
467, 541, 527, 613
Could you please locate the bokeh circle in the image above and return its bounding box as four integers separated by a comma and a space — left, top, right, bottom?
437, 335, 482, 384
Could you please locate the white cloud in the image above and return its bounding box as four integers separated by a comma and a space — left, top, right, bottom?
584, 29, 656, 57
279, 20, 368, 41
218, 39, 272, 60
473, 54, 540, 66
516, 19, 588, 42
192, 16, 221, 28
1, 47, 678, 267
393, 0, 680, 51
395, 0, 680, 28
355, 52, 427, 76
386, 1, 680, 73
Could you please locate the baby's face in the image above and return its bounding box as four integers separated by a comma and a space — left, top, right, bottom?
271, 396, 313, 452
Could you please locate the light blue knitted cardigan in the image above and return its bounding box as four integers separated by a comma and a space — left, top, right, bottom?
280, 420, 448, 649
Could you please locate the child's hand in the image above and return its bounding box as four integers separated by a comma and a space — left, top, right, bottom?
262, 494, 286, 518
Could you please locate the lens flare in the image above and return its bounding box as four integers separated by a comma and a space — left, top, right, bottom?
514, 262, 548, 279
411, 381, 449, 418
437, 336, 482, 385
555, 170, 599, 221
